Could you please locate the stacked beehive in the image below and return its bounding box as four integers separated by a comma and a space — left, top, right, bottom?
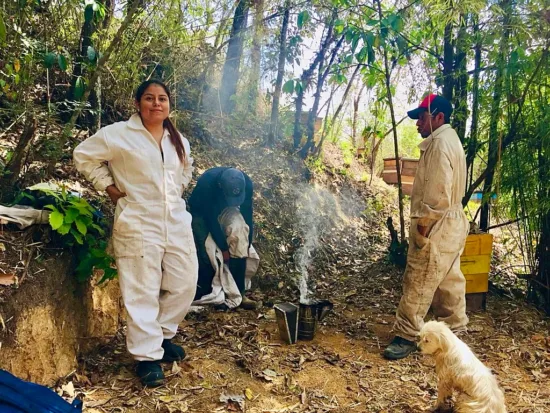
460, 233, 493, 311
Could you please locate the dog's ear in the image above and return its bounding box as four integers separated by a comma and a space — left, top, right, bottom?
437, 328, 452, 351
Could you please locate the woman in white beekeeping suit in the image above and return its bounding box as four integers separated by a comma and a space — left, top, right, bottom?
73, 79, 198, 387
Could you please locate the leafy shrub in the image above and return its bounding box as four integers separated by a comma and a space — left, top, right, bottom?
19, 185, 116, 283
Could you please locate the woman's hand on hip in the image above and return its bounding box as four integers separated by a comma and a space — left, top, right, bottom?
106, 185, 126, 205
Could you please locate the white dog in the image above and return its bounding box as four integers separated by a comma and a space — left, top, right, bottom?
418, 321, 506, 413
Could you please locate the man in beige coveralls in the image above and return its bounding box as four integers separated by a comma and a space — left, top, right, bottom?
384, 94, 470, 360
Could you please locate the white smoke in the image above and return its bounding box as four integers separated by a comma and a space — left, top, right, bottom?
293, 183, 346, 303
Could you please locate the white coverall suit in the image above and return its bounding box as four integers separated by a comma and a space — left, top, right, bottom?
73, 114, 198, 361
394, 124, 470, 341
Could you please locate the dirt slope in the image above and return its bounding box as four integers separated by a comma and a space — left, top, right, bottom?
70, 128, 550, 413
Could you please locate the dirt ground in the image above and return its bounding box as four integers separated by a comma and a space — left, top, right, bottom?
3, 128, 548, 412
74, 258, 550, 412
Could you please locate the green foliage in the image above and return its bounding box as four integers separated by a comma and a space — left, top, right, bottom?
74, 77, 85, 100
282, 79, 295, 94
27, 186, 116, 283
0, 13, 6, 45
339, 139, 355, 166
297, 11, 310, 29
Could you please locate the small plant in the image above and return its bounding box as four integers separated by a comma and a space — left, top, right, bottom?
22, 184, 116, 283
305, 154, 325, 173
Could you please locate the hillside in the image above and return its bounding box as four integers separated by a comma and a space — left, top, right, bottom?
56, 120, 549, 413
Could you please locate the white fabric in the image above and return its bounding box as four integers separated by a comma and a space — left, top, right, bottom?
192, 235, 260, 309
117, 243, 198, 361
218, 207, 250, 258
73, 114, 198, 361
0, 205, 50, 228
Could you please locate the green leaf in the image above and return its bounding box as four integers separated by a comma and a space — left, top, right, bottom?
351, 33, 360, 52
366, 72, 378, 88
90, 248, 107, 258
334, 19, 345, 34
365, 32, 375, 47
75, 217, 88, 235
98, 267, 117, 284
356, 47, 368, 63
70, 229, 84, 245
0, 13, 6, 45
75, 205, 93, 217
282, 79, 295, 94
58, 223, 72, 235
87, 46, 96, 62
91, 223, 105, 236
74, 76, 85, 100
75, 255, 94, 281
64, 207, 80, 224
367, 47, 375, 64
389, 14, 404, 32
297, 10, 309, 29
58, 54, 68, 71
84, 4, 94, 23
44, 52, 57, 69
294, 81, 303, 95
345, 28, 354, 43
49, 210, 64, 230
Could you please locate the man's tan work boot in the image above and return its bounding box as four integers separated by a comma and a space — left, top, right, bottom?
240, 296, 261, 310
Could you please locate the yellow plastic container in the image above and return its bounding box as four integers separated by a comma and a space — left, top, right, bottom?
460, 233, 493, 295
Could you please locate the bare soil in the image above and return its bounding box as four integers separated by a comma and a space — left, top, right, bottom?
2, 125, 548, 412
75, 277, 550, 413
73, 134, 549, 413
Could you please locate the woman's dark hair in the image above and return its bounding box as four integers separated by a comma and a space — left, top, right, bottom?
135, 79, 186, 163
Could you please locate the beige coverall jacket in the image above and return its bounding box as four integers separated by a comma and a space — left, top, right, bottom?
394, 124, 470, 341
73, 114, 198, 361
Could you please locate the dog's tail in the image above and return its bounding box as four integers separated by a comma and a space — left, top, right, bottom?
456, 385, 507, 413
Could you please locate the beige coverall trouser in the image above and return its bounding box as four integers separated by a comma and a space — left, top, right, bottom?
74, 114, 198, 361
394, 124, 470, 342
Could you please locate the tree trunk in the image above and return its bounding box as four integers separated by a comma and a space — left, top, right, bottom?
292, 21, 334, 149
352, 83, 365, 147
480, 0, 511, 231
313, 84, 337, 156
534, 136, 550, 312
300, 30, 343, 158
248, 0, 264, 112
376, 0, 405, 243
267, 0, 290, 146
442, 21, 454, 102
0, 115, 37, 201
325, 64, 361, 142
463, 45, 548, 206
196, 4, 235, 111
220, 0, 250, 115
65, 3, 98, 124
451, 14, 468, 143
45, 1, 141, 168
466, 14, 482, 189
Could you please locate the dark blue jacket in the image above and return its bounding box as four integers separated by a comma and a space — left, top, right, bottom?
188, 167, 253, 252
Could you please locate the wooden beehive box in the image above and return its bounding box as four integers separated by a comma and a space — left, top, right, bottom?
382, 157, 418, 196
460, 233, 493, 311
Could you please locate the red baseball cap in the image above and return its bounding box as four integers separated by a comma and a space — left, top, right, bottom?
407, 94, 453, 120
